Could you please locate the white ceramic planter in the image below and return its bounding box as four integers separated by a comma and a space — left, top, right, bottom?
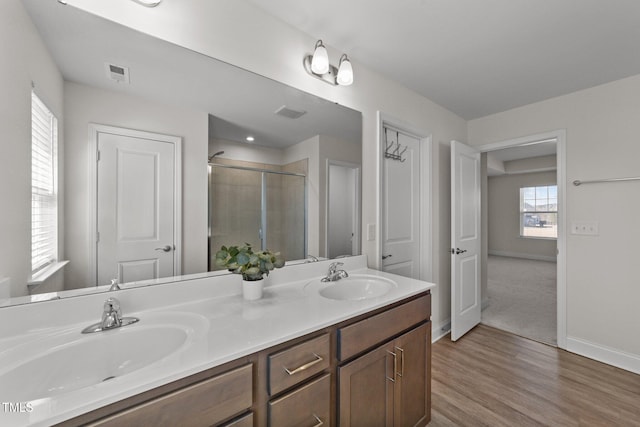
242, 278, 264, 300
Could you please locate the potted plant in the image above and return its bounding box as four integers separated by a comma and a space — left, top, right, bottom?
215, 244, 285, 300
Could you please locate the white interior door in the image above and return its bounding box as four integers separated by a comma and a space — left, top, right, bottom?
97, 128, 178, 285
382, 129, 420, 278
450, 140, 481, 341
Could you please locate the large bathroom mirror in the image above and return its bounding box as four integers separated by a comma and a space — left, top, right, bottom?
2, 0, 362, 307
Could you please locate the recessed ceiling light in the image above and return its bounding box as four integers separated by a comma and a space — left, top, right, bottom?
246, 136, 255, 142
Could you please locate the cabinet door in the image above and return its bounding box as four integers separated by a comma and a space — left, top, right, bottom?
338, 343, 395, 427
394, 323, 430, 427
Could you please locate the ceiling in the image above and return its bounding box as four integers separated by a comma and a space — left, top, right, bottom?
248, 0, 640, 120
24, 0, 361, 149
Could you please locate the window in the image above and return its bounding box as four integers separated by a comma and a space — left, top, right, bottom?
31, 91, 58, 274
519, 185, 557, 239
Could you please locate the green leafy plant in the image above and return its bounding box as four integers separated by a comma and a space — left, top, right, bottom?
215, 243, 285, 281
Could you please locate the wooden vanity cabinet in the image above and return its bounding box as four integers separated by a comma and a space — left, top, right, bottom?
337, 295, 431, 427
58, 292, 431, 427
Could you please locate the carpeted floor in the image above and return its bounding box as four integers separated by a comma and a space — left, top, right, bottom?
481, 255, 557, 346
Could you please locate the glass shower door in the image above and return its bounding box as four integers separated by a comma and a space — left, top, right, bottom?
265, 172, 306, 262
209, 165, 262, 270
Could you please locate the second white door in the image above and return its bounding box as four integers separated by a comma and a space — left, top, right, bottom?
382, 129, 421, 279
450, 140, 481, 341
96, 126, 179, 286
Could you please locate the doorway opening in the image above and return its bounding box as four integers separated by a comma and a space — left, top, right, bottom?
478, 131, 566, 348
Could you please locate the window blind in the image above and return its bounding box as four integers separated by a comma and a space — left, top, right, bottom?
31, 91, 58, 273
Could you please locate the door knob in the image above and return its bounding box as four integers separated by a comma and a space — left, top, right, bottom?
451, 248, 467, 255
155, 245, 172, 252
382, 254, 393, 260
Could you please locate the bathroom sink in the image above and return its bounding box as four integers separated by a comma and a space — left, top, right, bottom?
310, 274, 396, 301
0, 312, 206, 402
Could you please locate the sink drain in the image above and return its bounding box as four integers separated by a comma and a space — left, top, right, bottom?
102, 376, 116, 382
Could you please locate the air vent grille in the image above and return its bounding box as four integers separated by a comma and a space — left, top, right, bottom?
105, 62, 130, 84
274, 105, 306, 119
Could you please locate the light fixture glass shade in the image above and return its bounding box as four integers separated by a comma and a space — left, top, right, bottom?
131, 0, 162, 7
337, 55, 354, 86
311, 40, 329, 75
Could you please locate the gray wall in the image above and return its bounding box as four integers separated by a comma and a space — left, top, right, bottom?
488, 171, 557, 260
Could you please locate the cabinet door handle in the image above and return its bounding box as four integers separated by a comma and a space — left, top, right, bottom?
385, 350, 397, 383
311, 414, 324, 427
284, 353, 323, 375
395, 346, 405, 377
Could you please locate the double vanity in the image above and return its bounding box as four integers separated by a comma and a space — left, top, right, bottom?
0, 256, 434, 426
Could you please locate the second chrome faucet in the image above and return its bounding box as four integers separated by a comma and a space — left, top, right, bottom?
321, 262, 349, 282
82, 297, 139, 334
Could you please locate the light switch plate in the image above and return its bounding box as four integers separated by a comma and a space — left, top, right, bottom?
571, 221, 599, 236
367, 223, 376, 241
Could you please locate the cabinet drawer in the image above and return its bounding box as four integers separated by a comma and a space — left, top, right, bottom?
268, 373, 331, 427
89, 364, 253, 427
222, 412, 253, 427
338, 294, 430, 361
269, 333, 330, 395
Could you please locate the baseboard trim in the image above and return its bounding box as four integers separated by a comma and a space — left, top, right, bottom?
489, 250, 556, 263
432, 319, 451, 343
566, 336, 640, 375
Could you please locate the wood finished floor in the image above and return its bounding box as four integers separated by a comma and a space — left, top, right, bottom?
430, 325, 640, 426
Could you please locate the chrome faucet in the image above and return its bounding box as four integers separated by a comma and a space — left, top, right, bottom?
82, 297, 139, 334
108, 278, 121, 291
321, 262, 349, 282
305, 254, 319, 263
101, 297, 122, 329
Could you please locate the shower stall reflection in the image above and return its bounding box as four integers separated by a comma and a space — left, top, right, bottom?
208, 163, 307, 270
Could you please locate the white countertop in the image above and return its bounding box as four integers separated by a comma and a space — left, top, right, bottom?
0, 257, 434, 426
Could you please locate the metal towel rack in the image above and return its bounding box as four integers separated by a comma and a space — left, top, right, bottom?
384, 128, 407, 162
573, 176, 640, 186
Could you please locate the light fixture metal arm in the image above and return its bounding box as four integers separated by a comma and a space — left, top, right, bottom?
303, 56, 338, 86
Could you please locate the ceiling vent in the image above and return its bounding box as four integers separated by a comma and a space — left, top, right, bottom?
274, 105, 306, 119
105, 62, 130, 84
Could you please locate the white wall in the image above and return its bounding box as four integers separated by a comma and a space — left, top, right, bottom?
59, 0, 468, 334
284, 135, 321, 257
470, 74, 640, 370
328, 165, 356, 257
209, 136, 285, 166
487, 171, 557, 259
0, 0, 64, 297
64, 82, 208, 288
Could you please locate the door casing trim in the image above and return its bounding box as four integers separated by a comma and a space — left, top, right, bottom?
476, 129, 566, 349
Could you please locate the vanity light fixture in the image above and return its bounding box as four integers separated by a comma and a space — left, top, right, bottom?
303, 40, 354, 86
310, 40, 329, 74
131, 0, 163, 7
336, 54, 353, 86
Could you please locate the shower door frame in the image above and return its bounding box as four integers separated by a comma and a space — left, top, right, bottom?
207, 163, 307, 270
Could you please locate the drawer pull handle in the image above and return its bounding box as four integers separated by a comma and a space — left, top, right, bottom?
284, 353, 324, 375
386, 350, 397, 383
395, 346, 405, 377
311, 414, 324, 427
